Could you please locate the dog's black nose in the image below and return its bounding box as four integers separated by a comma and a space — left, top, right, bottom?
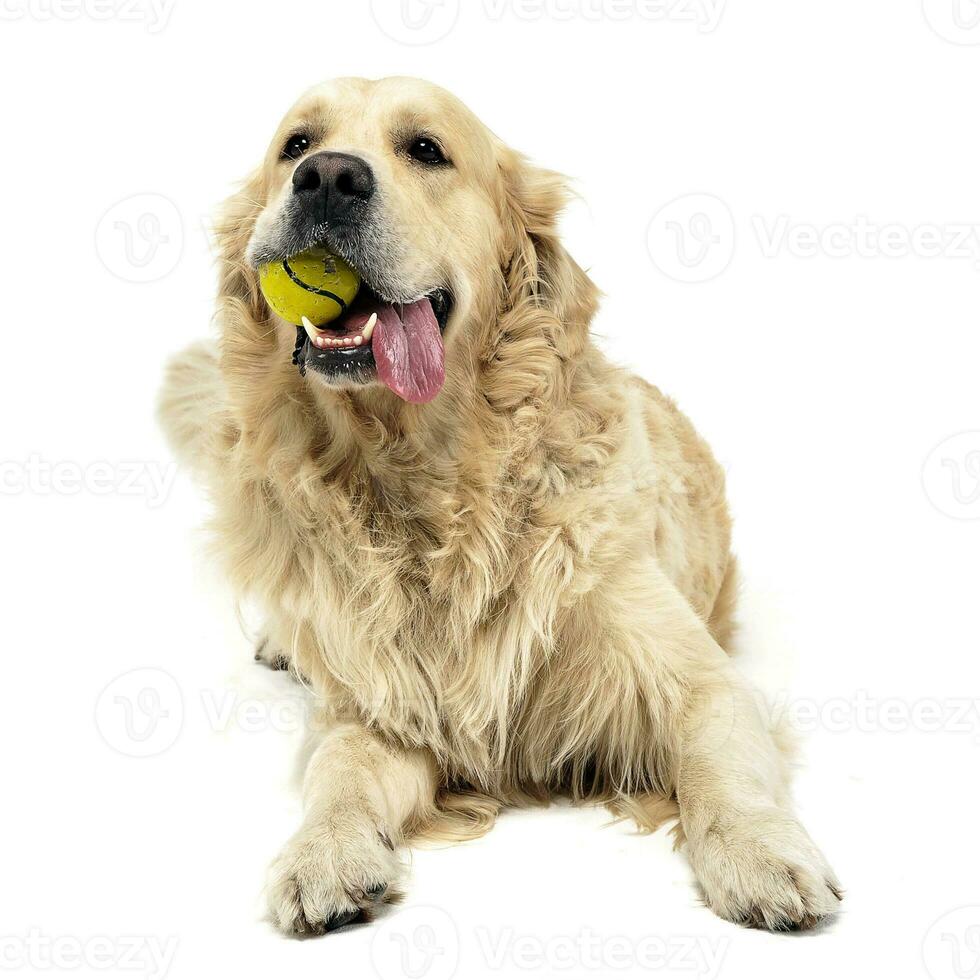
291, 152, 375, 225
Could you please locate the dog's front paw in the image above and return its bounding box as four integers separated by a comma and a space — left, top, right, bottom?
689, 808, 842, 931
266, 812, 400, 936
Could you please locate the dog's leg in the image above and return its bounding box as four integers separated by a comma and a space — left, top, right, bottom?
582, 563, 842, 930
157, 342, 225, 480
676, 659, 842, 930
266, 722, 437, 936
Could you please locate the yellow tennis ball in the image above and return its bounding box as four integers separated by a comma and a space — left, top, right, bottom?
258, 247, 361, 326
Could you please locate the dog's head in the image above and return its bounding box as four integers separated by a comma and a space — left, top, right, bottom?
219, 77, 596, 411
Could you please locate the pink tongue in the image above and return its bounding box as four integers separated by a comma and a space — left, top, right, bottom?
371, 298, 445, 404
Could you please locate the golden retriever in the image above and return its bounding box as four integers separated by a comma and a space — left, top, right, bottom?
159, 76, 842, 935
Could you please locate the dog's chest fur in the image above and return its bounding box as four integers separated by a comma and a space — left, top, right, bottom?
214, 378, 729, 791
234, 437, 600, 779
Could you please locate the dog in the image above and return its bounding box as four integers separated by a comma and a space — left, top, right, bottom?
159, 76, 842, 935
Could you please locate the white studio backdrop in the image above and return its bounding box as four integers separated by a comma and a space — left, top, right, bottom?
1, 2, 978, 979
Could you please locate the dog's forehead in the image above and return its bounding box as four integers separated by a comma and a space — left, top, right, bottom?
277, 76, 491, 152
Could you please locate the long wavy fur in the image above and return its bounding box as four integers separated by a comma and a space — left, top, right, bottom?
159, 138, 734, 845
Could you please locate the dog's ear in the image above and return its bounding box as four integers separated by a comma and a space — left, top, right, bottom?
211, 168, 288, 397
497, 148, 597, 348
485, 148, 598, 407
214, 169, 268, 325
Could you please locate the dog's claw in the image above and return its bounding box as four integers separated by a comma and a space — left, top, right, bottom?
323, 908, 359, 932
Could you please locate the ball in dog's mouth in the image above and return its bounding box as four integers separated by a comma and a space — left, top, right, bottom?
293, 285, 452, 404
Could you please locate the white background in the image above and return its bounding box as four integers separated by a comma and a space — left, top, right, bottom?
2, 1, 979, 978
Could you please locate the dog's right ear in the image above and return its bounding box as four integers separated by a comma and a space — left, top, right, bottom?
214, 169, 267, 322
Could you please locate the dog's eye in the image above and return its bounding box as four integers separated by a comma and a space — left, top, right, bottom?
281, 133, 311, 161
408, 137, 447, 166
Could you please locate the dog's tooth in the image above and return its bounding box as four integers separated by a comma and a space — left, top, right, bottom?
301, 316, 320, 344
353, 336, 363, 346
362, 313, 378, 341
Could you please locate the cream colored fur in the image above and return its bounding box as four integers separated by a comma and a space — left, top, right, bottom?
159, 77, 841, 935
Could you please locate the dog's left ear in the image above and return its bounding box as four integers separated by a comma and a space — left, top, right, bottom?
495, 146, 598, 361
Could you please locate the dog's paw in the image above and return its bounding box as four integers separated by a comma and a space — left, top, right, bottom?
689, 808, 842, 931
254, 634, 291, 672
266, 812, 400, 937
